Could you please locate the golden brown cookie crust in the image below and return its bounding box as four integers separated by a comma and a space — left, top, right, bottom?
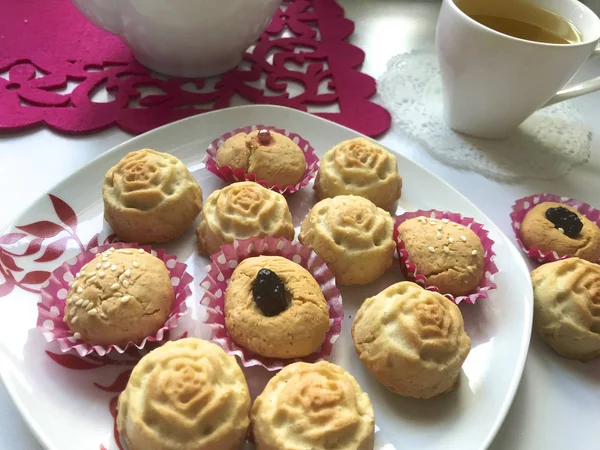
397, 217, 484, 296
314, 138, 402, 210
352, 282, 471, 399
224, 256, 330, 359
215, 130, 306, 188
117, 338, 251, 450
103, 149, 203, 244
531, 258, 600, 361
196, 182, 295, 256
64, 247, 173, 347
298, 195, 395, 285
521, 202, 600, 262
251, 361, 375, 450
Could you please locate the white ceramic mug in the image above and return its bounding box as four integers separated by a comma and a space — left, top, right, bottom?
71, 0, 282, 78
436, 0, 600, 139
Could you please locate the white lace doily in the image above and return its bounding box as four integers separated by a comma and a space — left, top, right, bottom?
378, 51, 592, 181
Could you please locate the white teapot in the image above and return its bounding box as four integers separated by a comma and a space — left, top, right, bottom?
72, 0, 282, 77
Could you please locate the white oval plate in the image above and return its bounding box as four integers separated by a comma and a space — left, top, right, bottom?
0, 105, 532, 450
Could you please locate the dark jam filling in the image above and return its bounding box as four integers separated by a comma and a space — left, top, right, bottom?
252, 268, 290, 317
545, 206, 583, 238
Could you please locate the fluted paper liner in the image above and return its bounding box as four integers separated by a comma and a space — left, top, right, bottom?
510, 193, 600, 264
37, 243, 192, 357
203, 125, 319, 196
199, 236, 343, 371
394, 210, 498, 305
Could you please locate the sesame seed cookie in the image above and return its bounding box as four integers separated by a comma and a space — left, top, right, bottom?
520, 202, 600, 262
64, 247, 173, 346
224, 255, 330, 359
397, 217, 484, 296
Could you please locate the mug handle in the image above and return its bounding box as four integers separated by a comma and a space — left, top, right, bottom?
543, 45, 600, 107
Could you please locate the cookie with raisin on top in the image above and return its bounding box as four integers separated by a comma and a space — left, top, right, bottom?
520, 202, 600, 262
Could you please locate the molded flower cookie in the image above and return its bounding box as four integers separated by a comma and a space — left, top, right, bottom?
117, 338, 251, 450
196, 182, 294, 256
352, 282, 471, 399
103, 149, 203, 244
299, 195, 395, 285
531, 258, 600, 361
251, 361, 375, 450
315, 137, 402, 210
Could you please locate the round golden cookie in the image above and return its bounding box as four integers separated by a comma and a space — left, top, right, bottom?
215, 129, 307, 188
251, 361, 375, 450
352, 282, 471, 399
196, 182, 295, 256
298, 195, 395, 285
117, 338, 251, 450
64, 247, 173, 347
224, 256, 330, 359
531, 258, 600, 361
520, 202, 600, 262
397, 216, 484, 296
314, 137, 402, 210
103, 149, 203, 244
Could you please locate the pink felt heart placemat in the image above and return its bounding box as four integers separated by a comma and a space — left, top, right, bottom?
0, 0, 391, 137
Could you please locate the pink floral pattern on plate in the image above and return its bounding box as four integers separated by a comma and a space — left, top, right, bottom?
200, 236, 343, 371
204, 125, 319, 195
510, 193, 600, 264
394, 210, 498, 305
37, 242, 192, 356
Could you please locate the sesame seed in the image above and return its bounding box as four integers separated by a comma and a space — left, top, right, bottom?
458, 226, 464, 230
81, 300, 89, 308
75, 299, 83, 306
436, 232, 442, 239
428, 246, 435, 253
70, 307, 77, 316
429, 220, 437, 225
66, 298, 73, 305
68, 281, 73, 287
111, 283, 120, 290
71, 316, 78, 324
122, 280, 130, 288
98, 271, 105, 278
110, 264, 117, 271
448, 237, 454, 243
70, 296, 79, 303
420, 218, 427, 224
437, 225, 443, 231
443, 246, 450, 253
86, 303, 93, 311
132, 261, 139, 268
77, 286, 83, 293
442, 219, 449, 223
73, 332, 81, 339
103, 262, 110, 269
138, 248, 145, 254
124, 269, 131, 277
119, 273, 125, 281
114, 292, 123, 297
558, 228, 565, 234
87, 308, 97, 316
121, 295, 130, 303
96, 263, 101, 269
87, 276, 96, 283
102, 256, 108, 262
472, 250, 478, 255
109, 247, 115, 252
461, 236, 467, 242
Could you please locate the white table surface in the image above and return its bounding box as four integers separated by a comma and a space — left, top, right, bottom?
1, 1, 600, 449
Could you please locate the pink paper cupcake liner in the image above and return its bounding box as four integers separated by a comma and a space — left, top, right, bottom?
199, 236, 343, 371
510, 193, 600, 264
37, 243, 192, 357
394, 210, 498, 305
203, 125, 319, 196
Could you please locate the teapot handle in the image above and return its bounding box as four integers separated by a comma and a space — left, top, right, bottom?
71, 0, 122, 35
